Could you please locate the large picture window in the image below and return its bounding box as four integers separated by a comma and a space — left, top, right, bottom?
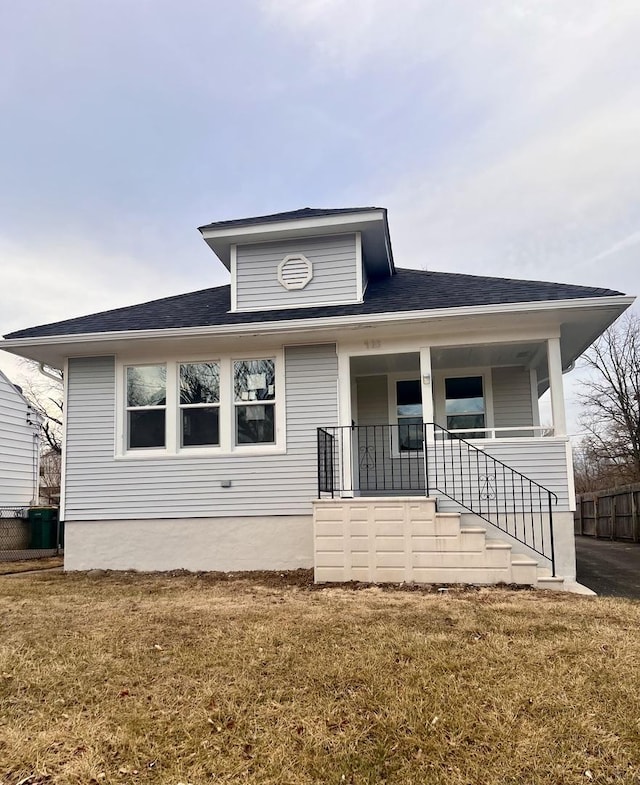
126, 365, 166, 449
234, 359, 276, 445
179, 362, 220, 447
445, 376, 485, 438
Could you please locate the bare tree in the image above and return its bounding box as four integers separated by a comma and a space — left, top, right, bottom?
19, 362, 64, 455
576, 313, 640, 488
39, 449, 62, 505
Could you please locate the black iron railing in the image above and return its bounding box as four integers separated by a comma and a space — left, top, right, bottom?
427, 424, 557, 575
316, 425, 425, 497
316, 423, 558, 575
317, 427, 336, 497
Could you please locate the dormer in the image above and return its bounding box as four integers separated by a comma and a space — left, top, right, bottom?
198, 207, 394, 313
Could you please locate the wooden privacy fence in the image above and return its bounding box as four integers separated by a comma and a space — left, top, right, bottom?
575, 484, 640, 542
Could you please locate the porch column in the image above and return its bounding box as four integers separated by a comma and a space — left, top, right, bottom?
420, 346, 434, 442
337, 350, 353, 494
547, 337, 567, 437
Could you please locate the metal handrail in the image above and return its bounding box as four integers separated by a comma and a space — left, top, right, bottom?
316, 424, 559, 575
425, 423, 557, 575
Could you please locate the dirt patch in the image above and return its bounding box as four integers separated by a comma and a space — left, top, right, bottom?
0, 556, 63, 575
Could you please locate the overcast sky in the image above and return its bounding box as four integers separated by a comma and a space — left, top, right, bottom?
1, 1, 638, 433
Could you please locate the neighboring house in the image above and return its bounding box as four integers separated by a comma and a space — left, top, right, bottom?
1, 207, 634, 589
0, 369, 41, 509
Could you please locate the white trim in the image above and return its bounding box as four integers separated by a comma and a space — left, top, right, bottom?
530, 368, 540, 427
3, 295, 632, 352
420, 347, 434, 444
59, 357, 69, 522
219, 356, 232, 453
200, 210, 386, 241
337, 349, 353, 494
547, 337, 567, 437
355, 231, 364, 302
229, 244, 237, 312
231, 297, 360, 314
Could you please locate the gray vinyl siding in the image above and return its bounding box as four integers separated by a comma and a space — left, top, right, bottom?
64, 346, 338, 520
356, 376, 387, 424
0, 373, 38, 507
236, 234, 358, 311
492, 366, 534, 435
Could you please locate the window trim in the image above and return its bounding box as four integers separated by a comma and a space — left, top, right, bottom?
124, 363, 168, 452
233, 357, 278, 447
115, 350, 286, 458
178, 361, 221, 449
433, 368, 495, 439
387, 372, 424, 456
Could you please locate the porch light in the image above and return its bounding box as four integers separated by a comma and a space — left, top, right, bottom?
422, 374, 431, 385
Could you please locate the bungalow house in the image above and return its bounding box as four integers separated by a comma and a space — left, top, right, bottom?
1, 208, 633, 588
0, 369, 41, 509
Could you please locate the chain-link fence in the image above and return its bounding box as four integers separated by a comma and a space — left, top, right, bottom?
0, 506, 62, 562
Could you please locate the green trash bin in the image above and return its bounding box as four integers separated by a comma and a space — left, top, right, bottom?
28, 507, 59, 549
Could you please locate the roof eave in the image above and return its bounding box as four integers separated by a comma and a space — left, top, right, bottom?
199, 208, 393, 276
1, 294, 633, 370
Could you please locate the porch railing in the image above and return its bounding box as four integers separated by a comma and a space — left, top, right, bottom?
316, 423, 557, 575
317, 425, 425, 497
428, 423, 557, 575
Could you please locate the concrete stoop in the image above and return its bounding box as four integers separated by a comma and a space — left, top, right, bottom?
313, 497, 566, 590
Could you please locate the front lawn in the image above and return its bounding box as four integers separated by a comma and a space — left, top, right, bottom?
1, 571, 639, 784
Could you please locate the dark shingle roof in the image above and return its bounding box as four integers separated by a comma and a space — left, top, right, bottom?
198, 207, 381, 231
4, 268, 624, 340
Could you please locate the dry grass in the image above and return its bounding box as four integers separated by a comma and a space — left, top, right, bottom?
0, 557, 63, 576
1, 571, 640, 785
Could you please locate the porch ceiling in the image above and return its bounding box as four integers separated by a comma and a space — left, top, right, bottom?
431, 342, 543, 370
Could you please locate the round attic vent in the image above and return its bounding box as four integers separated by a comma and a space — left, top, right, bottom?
277, 254, 313, 291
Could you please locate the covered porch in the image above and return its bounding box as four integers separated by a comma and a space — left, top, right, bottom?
315, 336, 574, 581
325, 335, 570, 494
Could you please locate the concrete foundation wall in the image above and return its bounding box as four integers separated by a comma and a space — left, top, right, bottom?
64, 516, 314, 572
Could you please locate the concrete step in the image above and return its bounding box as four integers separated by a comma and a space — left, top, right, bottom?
510, 557, 539, 586
537, 575, 566, 591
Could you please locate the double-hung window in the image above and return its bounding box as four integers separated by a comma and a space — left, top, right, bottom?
126, 365, 167, 449
179, 362, 220, 447
121, 355, 282, 455
395, 379, 423, 451
445, 376, 485, 439
234, 359, 276, 445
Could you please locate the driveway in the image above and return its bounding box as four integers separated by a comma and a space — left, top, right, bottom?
575, 535, 640, 599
